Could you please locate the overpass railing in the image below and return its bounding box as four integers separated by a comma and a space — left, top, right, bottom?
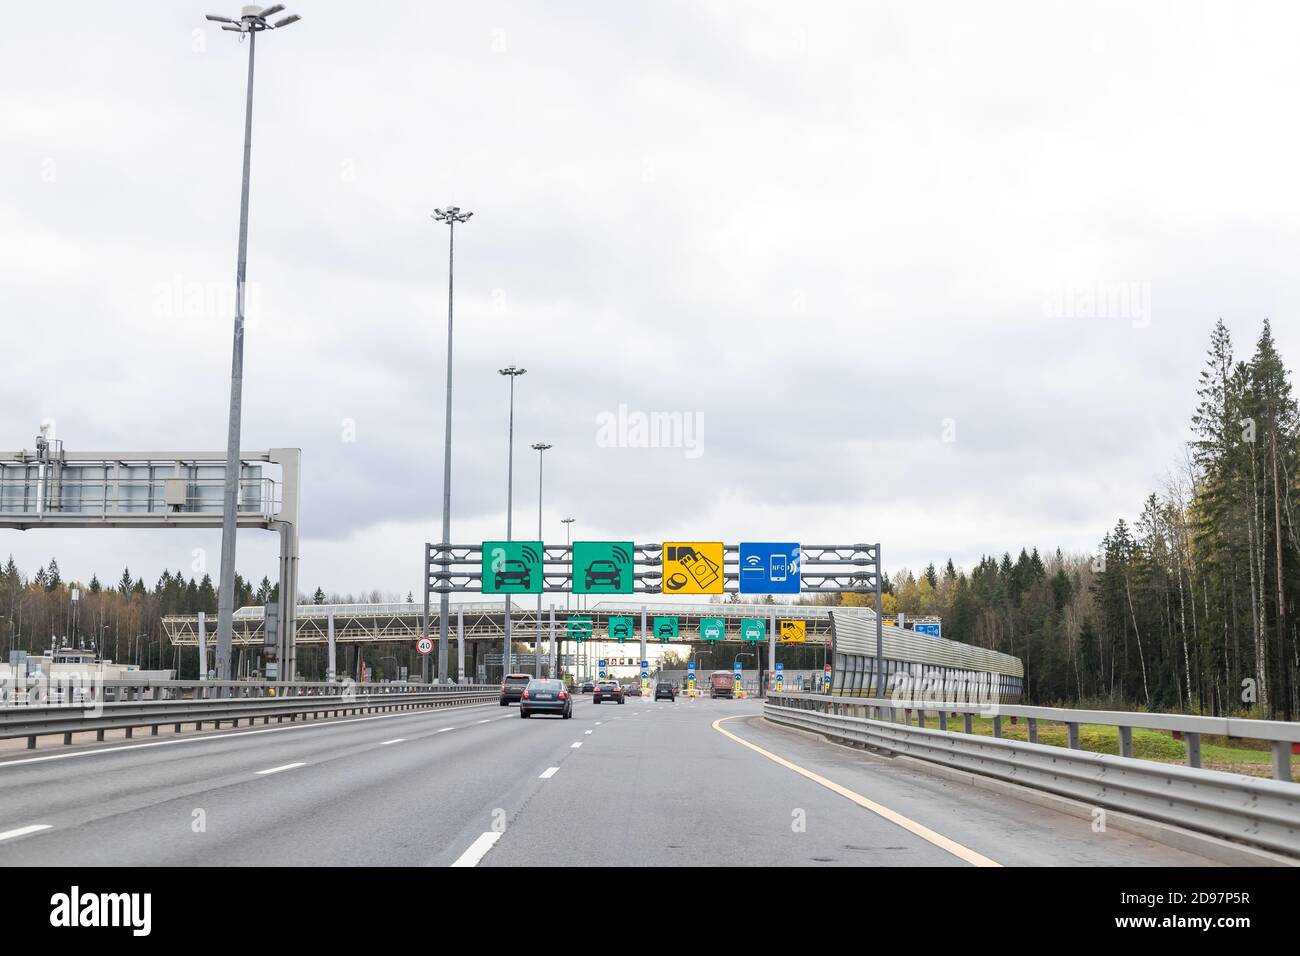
0, 682, 499, 750
764, 693, 1300, 858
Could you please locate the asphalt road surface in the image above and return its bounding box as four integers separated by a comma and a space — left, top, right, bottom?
0, 694, 1223, 866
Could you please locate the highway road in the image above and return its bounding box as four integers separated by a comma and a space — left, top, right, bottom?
0, 695, 1225, 866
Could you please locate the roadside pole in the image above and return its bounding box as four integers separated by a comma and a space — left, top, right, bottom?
457, 605, 465, 684
768, 608, 777, 698
640, 605, 647, 673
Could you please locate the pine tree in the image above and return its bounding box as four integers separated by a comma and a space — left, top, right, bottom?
198, 574, 217, 613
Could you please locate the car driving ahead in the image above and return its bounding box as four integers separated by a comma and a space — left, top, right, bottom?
499, 673, 532, 705
654, 681, 676, 701
519, 679, 572, 719
592, 679, 624, 704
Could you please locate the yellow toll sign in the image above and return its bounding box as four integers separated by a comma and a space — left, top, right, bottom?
662, 542, 725, 595
779, 619, 807, 643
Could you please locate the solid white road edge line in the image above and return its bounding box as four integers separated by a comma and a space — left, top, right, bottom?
712, 715, 1000, 868
0, 703, 498, 770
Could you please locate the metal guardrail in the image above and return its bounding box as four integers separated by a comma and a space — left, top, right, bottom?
768, 692, 1300, 781
764, 695, 1300, 857
1, 678, 487, 704
0, 682, 499, 750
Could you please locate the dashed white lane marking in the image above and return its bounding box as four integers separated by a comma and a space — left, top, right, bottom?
0, 824, 51, 842
437, 727, 454, 733
539, 767, 560, 779
476, 719, 491, 724
712, 716, 1000, 868
584, 730, 593, 735
255, 762, 305, 776
379, 739, 405, 746
450, 831, 503, 867
570, 742, 582, 749
594, 722, 602, 725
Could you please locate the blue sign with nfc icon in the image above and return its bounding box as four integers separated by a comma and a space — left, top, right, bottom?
738, 542, 800, 594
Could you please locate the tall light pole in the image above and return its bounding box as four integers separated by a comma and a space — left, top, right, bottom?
531, 442, 551, 676
561, 517, 575, 610
431, 205, 473, 683
561, 516, 574, 681
499, 365, 527, 677
207, 4, 301, 683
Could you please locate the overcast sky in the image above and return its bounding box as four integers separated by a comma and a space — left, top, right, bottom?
2, 1, 1299, 600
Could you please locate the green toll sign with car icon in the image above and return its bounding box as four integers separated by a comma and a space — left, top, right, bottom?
572, 541, 634, 594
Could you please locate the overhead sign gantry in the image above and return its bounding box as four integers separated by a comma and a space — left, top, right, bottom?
1, 432, 302, 680
422, 539, 885, 684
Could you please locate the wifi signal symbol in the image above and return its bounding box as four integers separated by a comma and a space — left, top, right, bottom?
613, 545, 630, 564
521, 545, 540, 564
745, 555, 762, 567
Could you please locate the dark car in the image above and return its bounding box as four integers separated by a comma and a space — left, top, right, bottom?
580, 680, 595, 693
499, 673, 532, 705
584, 560, 621, 590
609, 619, 633, 640
625, 684, 643, 697
654, 681, 676, 701
592, 680, 624, 704
519, 679, 572, 719
493, 559, 531, 590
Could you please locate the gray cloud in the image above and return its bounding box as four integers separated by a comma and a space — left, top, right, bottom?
3, 1, 1300, 595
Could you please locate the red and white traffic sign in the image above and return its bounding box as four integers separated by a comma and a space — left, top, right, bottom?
417, 636, 434, 656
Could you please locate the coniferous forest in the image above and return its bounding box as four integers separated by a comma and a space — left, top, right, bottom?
830, 319, 1298, 719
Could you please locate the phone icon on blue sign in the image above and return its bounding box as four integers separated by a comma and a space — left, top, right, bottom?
738, 542, 800, 594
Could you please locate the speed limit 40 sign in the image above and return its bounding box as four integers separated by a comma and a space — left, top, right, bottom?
417, 636, 434, 656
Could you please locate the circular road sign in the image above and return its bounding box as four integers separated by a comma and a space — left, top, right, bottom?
417, 637, 434, 656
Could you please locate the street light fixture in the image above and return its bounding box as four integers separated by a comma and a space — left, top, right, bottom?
531, 442, 551, 676
208, 4, 301, 684
430, 205, 473, 684
498, 365, 526, 677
